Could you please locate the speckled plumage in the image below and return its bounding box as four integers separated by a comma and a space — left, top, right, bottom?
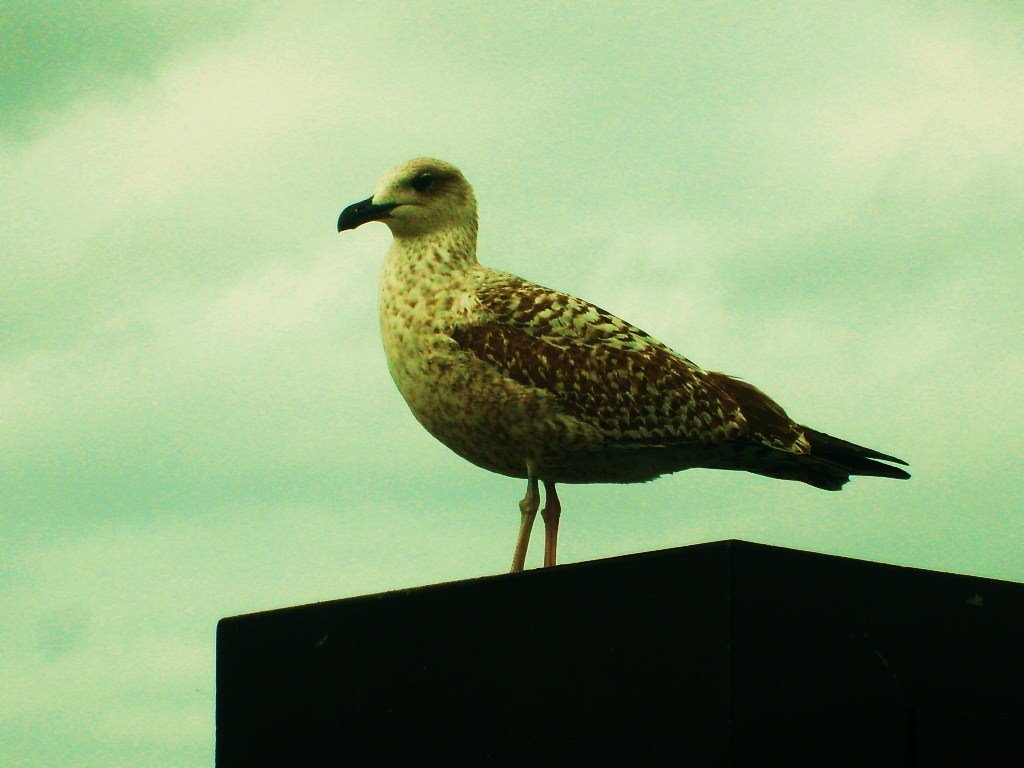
338, 157, 909, 571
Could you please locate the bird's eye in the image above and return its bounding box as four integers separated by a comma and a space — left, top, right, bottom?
411, 173, 434, 193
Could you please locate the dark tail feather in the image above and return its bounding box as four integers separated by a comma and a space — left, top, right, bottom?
802, 427, 910, 481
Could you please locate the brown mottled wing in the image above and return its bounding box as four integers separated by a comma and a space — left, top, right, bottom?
450, 274, 806, 451
703, 371, 808, 451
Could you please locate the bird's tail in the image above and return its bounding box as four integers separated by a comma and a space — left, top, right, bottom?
729, 428, 910, 491
801, 427, 910, 485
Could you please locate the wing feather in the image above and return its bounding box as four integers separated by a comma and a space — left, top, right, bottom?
450, 274, 806, 451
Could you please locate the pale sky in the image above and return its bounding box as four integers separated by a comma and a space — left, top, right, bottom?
2, 2, 1023, 765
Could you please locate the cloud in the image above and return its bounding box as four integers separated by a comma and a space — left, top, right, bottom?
0, 2, 255, 141
3, 2, 1024, 766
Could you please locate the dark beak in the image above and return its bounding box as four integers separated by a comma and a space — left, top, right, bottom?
337, 197, 398, 232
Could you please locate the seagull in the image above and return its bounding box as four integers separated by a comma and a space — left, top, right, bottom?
337, 158, 909, 573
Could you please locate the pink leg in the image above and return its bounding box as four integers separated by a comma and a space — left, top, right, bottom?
510, 477, 539, 573
541, 481, 561, 568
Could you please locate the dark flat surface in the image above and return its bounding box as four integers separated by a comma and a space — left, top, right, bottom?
217, 540, 1024, 766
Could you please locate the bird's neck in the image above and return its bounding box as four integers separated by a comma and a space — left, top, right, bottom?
388, 224, 480, 280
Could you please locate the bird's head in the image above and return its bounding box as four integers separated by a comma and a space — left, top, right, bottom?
337, 158, 477, 238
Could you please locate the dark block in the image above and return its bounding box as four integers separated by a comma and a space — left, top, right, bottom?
216, 540, 1024, 766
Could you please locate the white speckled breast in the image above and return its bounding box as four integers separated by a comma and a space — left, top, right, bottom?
378, 232, 599, 479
